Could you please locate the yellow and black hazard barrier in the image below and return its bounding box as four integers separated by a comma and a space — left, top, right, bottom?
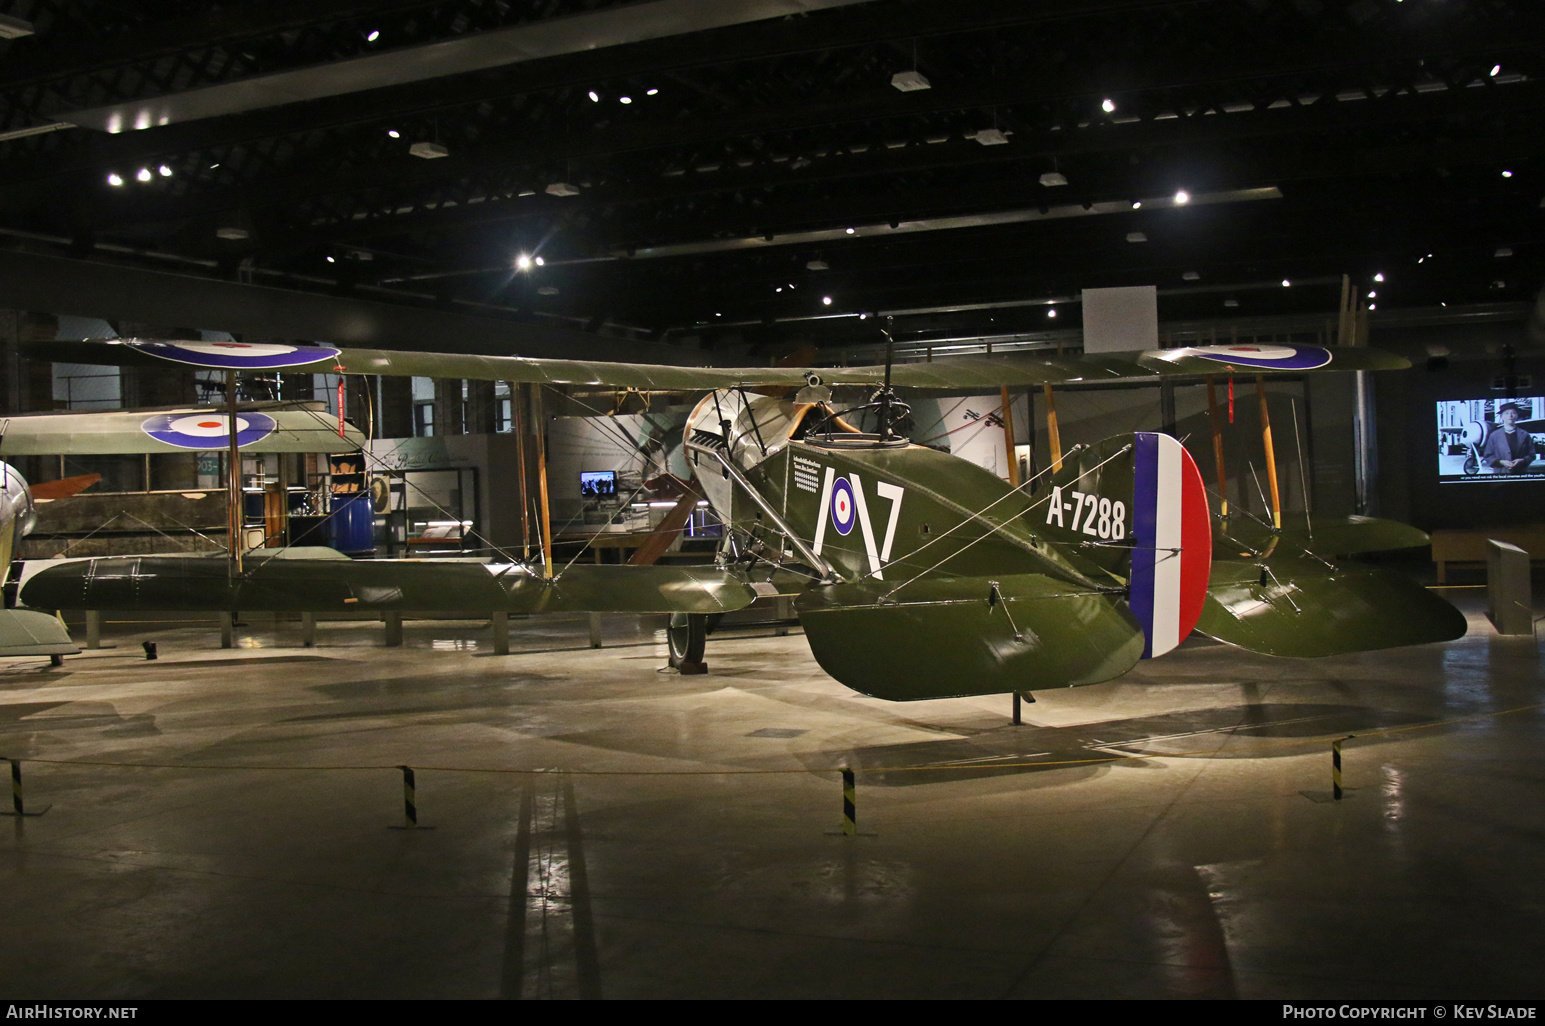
0, 758, 49, 817
1332, 735, 1354, 800
841, 768, 856, 837
398, 764, 418, 828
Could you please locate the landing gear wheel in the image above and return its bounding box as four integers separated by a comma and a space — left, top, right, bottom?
668, 612, 708, 674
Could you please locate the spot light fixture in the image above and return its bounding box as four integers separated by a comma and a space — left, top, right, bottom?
1174, 189, 1190, 205
1374, 273, 1385, 282
822, 296, 833, 306
516, 254, 533, 270
158, 165, 172, 177
107, 173, 123, 187
136, 168, 151, 182
1101, 98, 1116, 113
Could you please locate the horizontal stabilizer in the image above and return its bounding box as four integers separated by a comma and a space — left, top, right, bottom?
0, 402, 366, 455
1218, 515, 1431, 558
1197, 557, 1466, 657
797, 574, 1143, 701
20, 557, 755, 616
0, 609, 78, 657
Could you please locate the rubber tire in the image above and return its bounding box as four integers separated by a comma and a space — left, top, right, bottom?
1463, 452, 1478, 476
668, 612, 707, 668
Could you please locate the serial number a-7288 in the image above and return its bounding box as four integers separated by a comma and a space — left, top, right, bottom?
1044, 485, 1127, 540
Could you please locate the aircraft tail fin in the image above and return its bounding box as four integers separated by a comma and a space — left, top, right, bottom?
1037, 431, 1211, 658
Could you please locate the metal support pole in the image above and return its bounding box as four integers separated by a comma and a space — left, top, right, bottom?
1043, 383, 1063, 473
85, 610, 101, 649
301, 612, 316, 648
588, 613, 603, 649
384, 611, 403, 647
219, 611, 234, 649
1255, 375, 1282, 528
492, 610, 509, 655
775, 595, 791, 637
1000, 386, 1018, 486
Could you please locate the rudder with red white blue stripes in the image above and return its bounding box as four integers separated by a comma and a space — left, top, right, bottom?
1127, 432, 1212, 658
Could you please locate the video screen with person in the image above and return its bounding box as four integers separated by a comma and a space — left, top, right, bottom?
580, 470, 618, 499
1436, 397, 1545, 482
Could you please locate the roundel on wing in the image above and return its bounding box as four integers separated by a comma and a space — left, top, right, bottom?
133, 340, 340, 370
830, 477, 857, 536
141, 412, 278, 449
1186, 344, 1333, 371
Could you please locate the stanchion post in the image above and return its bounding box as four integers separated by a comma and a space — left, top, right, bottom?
842, 768, 856, 837
400, 765, 417, 827
1012, 692, 1021, 725
1332, 735, 1354, 800
0, 758, 50, 817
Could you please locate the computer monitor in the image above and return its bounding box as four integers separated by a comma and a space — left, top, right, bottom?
580, 470, 618, 499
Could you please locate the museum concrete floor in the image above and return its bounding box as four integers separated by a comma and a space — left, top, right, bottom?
0, 581, 1539, 999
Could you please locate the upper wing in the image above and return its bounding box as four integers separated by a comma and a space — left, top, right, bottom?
28, 337, 1404, 391
0, 402, 366, 455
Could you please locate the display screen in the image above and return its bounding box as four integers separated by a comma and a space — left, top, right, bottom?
1436, 397, 1545, 482
580, 470, 618, 498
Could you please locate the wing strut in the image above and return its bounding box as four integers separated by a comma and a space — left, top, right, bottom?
534, 385, 554, 577
225, 370, 242, 575
1206, 375, 1229, 517
1042, 383, 1063, 473
685, 442, 833, 582
1000, 386, 1018, 486
1255, 375, 1282, 528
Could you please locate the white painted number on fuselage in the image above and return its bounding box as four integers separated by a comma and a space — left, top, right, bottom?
1045, 485, 1126, 540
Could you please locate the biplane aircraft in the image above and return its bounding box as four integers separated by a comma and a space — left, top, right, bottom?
14, 337, 1466, 700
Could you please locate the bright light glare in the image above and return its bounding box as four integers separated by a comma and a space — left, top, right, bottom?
821, 296, 832, 306
158, 165, 172, 177
1374, 273, 1385, 282
1281, 279, 1291, 287
588, 91, 600, 103
1502, 170, 1513, 177
367, 29, 380, 42
845, 227, 855, 235
1368, 291, 1377, 299
107, 173, 123, 187
515, 254, 533, 270
534, 256, 544, 267
1491, 65, 1501, 77
387, 129, 400, 139
620, 96, 632, 104
1101, 98, 1115, 113
1174, 189, 1190, 205
326, 255, 336, 263
1131, 200, 1141, 209
1047, 308, 1057, 318
1368, 303, 1376, 310
647, 88, 659, 96
135, 168, 151, 182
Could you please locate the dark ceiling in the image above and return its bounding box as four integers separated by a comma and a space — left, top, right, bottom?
0, 0, 1540, 360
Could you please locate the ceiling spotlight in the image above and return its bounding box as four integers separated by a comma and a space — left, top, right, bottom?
1501, 170, 1514, 178
209, 162, 220, 169
891, 70, 931, 92
326, 255, 336, 263
588, 91, 600, 103
1367, 291, 1377, 298
1368, 303, 1376, 310
157, 165, 172, 177
1131, 200, 1142, 209
646, 88, 659, 96
1101, 98, 1116, 113
1281, 279, 1291, 287
1174, 189, 1190, 205
366, 29, 380, 43
775, 286, 783, 293
1491, 64, 1501, 77
136, 168, 152, 182
534, 256, 545, 266
822, 296, 833, 306
387, 129, 400, 139
515, 254, 533, 270
1039, 171, 1068, 187
1047, 307, 1057, 318
1374, 273, 1385, 282
620, 96, 632, 104
844, 227, 856, 235
107, 173, 124, 187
